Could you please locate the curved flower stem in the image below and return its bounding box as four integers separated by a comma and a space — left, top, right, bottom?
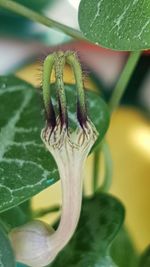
0, 0, 85, 40
109, 51, 141, 113
49, 149, 84, 252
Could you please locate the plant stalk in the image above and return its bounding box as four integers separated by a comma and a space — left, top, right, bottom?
93, 147, 101, 193
109, 51, 141, 113
94, 51, 141, 194
0, 0, 85, 40
99, 141, 113, 192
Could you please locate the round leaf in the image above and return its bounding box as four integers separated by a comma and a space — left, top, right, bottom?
51, 193, 125, 267
78, 0, 150, 51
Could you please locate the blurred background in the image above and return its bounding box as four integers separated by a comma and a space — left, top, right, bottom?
0, 0, 150, 255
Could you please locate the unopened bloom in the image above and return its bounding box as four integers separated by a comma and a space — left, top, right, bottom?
10, 51, 98, 267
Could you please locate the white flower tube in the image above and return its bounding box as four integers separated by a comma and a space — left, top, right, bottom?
10, 119, 98, 267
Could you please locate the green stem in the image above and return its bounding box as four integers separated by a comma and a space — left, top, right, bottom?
99, 141, 113, 192
93, 52, 140, 193
0, 0, 85, 40
109, 51, 141, 113
93, 141, 112, 194
93, 147, 101, 193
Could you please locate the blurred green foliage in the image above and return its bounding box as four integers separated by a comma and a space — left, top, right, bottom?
0, 0, 54, 38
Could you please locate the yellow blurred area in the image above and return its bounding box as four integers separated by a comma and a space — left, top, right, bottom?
108, 109, 150, 251
16, 62, 97, 90
16, 64, 150, 252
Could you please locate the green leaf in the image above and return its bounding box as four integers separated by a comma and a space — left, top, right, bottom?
0, 76, 109, 213
0, 225, 16, 267
0, 206, 28, 230
51, 193, 125, 267
0, 75, 59, 213
138, 246, 150, 267
110, 227, 138, 267
78, 0, 150, 51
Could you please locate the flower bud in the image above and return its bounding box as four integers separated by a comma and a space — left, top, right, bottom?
9, 220, 56, 267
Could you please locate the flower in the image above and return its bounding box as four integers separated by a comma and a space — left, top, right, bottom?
9, 51, 98, 267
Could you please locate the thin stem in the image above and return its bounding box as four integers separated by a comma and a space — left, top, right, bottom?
0, 0, 85, 40
109, 51, 141, 113
93, 147, 101, 193
93, 52, 140, 193
93, 141, 112, 193
98, 141, 113, 192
